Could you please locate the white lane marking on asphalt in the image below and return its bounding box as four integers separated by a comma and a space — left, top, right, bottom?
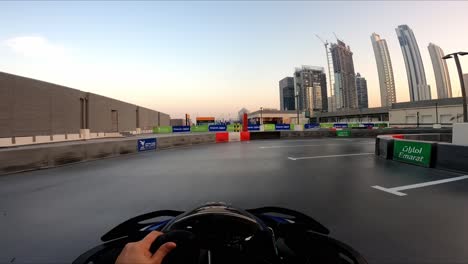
288, 153, 374, 160
372, 175, 468, 196
259, 142, 373, 149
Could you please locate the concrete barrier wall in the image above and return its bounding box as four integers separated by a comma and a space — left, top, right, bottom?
250, 132, 281, 140
435, 143, 468, 173
375, 137, 394, 159
0, 138, 139, 175
403, 133, 452, 142
1, 129, 458, 176
375, 133, 468, 173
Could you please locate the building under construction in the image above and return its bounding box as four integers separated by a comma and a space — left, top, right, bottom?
331, 40, 358, 109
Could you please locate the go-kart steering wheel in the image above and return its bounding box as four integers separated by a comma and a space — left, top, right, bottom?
150, 230, 200, 264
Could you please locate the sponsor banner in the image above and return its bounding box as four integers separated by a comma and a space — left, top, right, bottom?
304, 123, 320, 129
172, 126, 191, 133
153, 126, 172, 134
334, 123, 349, 128
248, 125, 260, 131
275, 124, 290, 130
191, 125, 209, 132
264, 124, 276, 131
209, 125, 227, 132
336, 130, 351, 137
138, 138, 157, 152
393, 140, 432, 167
320, 123, 334, 128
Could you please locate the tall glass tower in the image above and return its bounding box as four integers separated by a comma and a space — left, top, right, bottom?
428, 43, 452, 99
371, 33, 396, 107
396, 25, 431, 101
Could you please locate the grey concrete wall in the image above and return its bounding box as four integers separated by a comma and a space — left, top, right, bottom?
160, 113, 170, 126
87, 93, 138, 133
138, 107, 159, 130
0, 134, 216, 175
0, 71, 170, 137
0, 72, 84, 137
435, 143, 468, 173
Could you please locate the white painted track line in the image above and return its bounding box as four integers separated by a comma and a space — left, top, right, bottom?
260, 142, 373, 149
372, 175, 468, 196
288, 153, 374, 160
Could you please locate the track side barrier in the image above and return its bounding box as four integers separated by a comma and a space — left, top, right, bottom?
228, 132, 240, 142
240, 132, 250, 141
215, 132, 229, 143
250, 132, 281, 140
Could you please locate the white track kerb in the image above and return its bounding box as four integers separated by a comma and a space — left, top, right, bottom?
372, 175, 468, 196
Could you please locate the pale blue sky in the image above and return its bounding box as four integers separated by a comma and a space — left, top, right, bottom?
1, 1, 467, 119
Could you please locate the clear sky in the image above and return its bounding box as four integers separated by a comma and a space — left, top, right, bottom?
1, 1, 467, 119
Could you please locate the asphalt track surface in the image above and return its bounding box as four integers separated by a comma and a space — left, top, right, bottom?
1, 138, 468, 264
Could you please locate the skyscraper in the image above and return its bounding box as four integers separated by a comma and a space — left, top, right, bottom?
355, 73, 369, 109
428, 43, 452, 99
293, 66, 328, 113
279, 77, 295, 111
396, 25, 431, 101
371, 33, 396, 107
331, 40, 357, 109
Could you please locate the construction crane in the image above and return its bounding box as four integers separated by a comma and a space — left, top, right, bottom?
315, 34, 335, 112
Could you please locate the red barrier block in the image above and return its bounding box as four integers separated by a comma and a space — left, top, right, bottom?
392, 134, 404, 139
240, 131, 250, 141
216, 132, 229, 143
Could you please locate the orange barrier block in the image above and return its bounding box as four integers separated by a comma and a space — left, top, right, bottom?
240, 132, 250, 141
216, 132, 229, 143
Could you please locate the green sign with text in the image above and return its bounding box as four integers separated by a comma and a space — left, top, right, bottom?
336, 130, 351, 137
393, 140, 432, 167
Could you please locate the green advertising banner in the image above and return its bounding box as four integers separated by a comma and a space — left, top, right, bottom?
153, 126, 172, 134
290, 124, 295, 130
393, 140, 432, 167
348, 123, 360, 128
227, 124, 236, 132
320, 123, 334, 128
336, 130, 351, 137
376, 123, 389, 128
264, 124, 276, 131
191, 125, 209, 132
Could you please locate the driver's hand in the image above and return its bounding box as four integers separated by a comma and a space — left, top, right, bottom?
115, 231, 176, 264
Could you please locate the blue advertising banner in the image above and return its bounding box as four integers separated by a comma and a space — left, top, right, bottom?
248, 125, 260, 131
304, 123, 320, 129
275, 124, 290, 130
172, 126, 191, 133
138, 138, 157, 152
363, 123, 374, 128
208, 125, 227, 132
333, 123, 348, 128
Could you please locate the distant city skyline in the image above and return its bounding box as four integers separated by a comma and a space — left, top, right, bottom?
0, 1, 467, 118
